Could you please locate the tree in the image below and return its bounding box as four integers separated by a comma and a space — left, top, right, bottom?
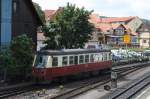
34, 2, 45, 24
10, 34, 34, 79
43, 3, 94, 49
0, 50, 14, 82
43, 21, 61, 49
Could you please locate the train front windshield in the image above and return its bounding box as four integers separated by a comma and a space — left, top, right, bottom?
34, 55, 48, 68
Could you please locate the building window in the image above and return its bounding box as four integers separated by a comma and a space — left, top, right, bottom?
118, 37, 123, 42
13, 2, 17, 13
115, 28, 124, 36
143, 40, 147, 43
132, 36, 137, 43
52, 57, 58, 67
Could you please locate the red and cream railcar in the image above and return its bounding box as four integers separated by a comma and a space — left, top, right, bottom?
32, 49, 112, 80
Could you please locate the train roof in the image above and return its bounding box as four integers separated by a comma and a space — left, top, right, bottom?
37, 49, 111, 55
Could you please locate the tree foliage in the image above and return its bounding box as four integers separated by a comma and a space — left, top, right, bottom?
10, 34, 34, 67
0, 50, 15, 74
34, 2, 45, 24
10, 34, 34, 79
43, 3, 94, 49
43, 21, 61, 49
0, 35, 34, 82
0, 50, 14, 81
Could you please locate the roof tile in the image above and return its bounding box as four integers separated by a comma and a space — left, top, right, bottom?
99, 17, 135, 23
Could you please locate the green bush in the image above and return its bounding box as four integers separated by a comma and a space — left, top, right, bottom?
0, 34, 34, 82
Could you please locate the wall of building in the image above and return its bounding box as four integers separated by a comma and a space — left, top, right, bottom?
139, 32, 150, 48
37, 40, 46, 51
12, 0, 38, 46
0, 0, 12, 47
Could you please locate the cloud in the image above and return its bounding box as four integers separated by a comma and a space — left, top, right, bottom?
32, 0, 150, 19
32, 0, 94, 10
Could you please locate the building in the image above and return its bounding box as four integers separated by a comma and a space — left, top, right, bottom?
89, 15, 143, 48
99, 16, 143, 33
0, 0, 42, 49
137, 23, 150, 48
37, 32, 46, 51
97, 23, 138, 47
44, 7, 63, 25
44, 10, 56, 24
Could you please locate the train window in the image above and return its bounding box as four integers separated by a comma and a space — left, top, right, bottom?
85, 55, 89, 63
90, 54, 94, 62
94, 54, 99, 62
62, 56, 68, 65
106, 53, 108, 60
74, 56, 78, 64
107, 53, 110, 60
69, 56, 74, 65
34, 55, 48, 68
52, 57, 58, 67
109, 53, 112, 60
104, 53, 107, 60
99, 54, 103, 61
101, 53, 104, 61
79, 55, 84, 64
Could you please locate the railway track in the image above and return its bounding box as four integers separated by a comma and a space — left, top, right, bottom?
49, 63, 149, 99
0, 87, 33, 98
106, 71, 150, 99
0, 62, 149, 99
0, 84, 37, 99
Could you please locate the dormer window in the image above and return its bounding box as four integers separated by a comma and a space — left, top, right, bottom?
13, 1, 19, 14
13, 2, 17, 13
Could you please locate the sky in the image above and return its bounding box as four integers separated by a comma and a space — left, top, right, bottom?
32, 0, 150, 19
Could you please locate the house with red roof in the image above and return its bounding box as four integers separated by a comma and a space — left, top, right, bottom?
99, 17, 134, 23
44, 10, 56, 21
97, 23, 136, 47
89, 14, 143, 48
44, 7, 63, 24
137, 23, 150, 48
